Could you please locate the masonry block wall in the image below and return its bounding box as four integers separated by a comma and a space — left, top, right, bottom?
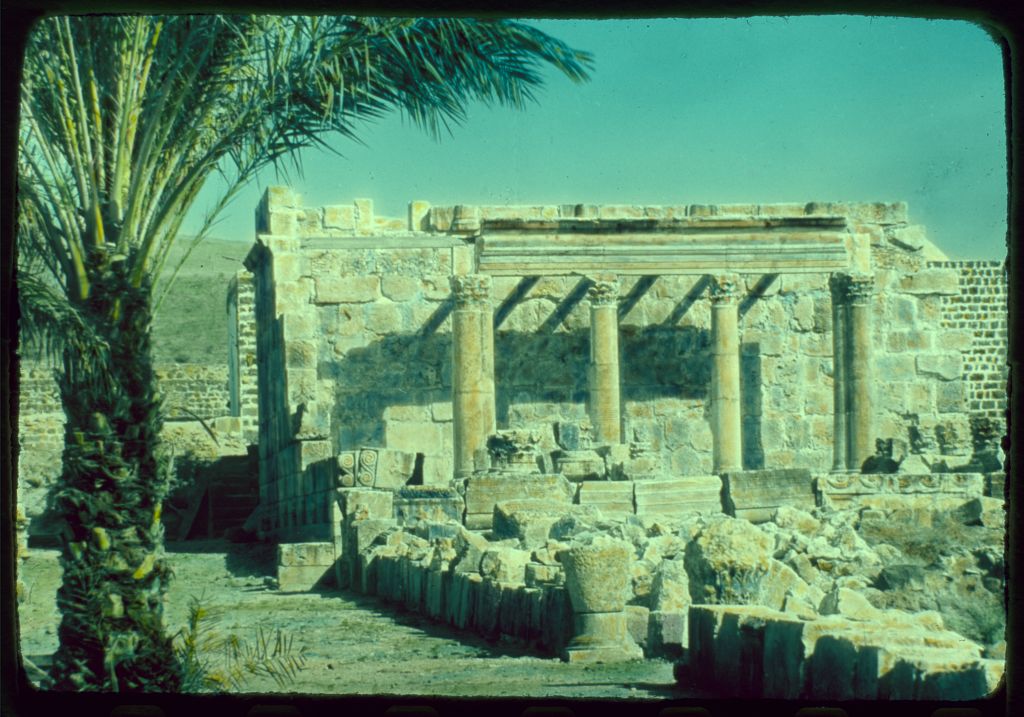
228, 270, 260, 442
17, 361, 234, 533
931, 260, 1008, 429
245, 188, 1004, 541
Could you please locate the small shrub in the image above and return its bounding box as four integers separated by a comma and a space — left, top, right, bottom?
175, 595, 307, 692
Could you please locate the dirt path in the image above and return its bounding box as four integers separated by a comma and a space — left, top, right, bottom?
16, 541, 694, 699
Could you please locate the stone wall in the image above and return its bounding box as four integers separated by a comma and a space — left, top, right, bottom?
931, 260, 1008, 428
16, 360, 235, 533
245, 188, 1005, 541
228, 270, 259, 442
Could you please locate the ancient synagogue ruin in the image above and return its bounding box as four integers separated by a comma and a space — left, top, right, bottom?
216, 187, 1007, 698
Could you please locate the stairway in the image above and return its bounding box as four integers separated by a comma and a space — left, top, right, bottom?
168, 446, 259, 541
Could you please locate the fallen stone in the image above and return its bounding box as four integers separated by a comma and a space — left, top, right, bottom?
649, 558, 690, 612
875, 564, 927, 591
634, 476, 722, 517
647, 610, 687, 658
491, 500, 567, 547
683, 515, 774, 604
818, 586, 882, 621
772, 505, 821, 536
625, 605, 650, 649
721, 469, 815, 522
479, 546, 530, 584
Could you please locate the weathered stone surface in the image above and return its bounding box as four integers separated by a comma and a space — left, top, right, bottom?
479, 546, 531, 584
634, 476, 722, 517
277, 541, 335, 567
689, 604, 996, 700
314, 275, 380, 304
393, 486, 463, 526
649, 558, 691, 612
560, 535, 633, 614
898, 268, 960, 295
576, 481, 634, 515
721, 469, 815, 521
491, 500, 566, 547
338, 488, 394, 521
552, 449, 606, 481
463, 472, 574, 530
916, 353, 962, 381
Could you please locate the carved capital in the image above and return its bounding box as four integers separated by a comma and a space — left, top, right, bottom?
708, 273, 741, 305
450, 274, 491, 308
828, 273, 850, 301
845, 273, 874, 306
586, 276, 620, 307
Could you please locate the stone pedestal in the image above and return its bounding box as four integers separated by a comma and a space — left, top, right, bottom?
710, 274, 743, 473
587, 276, 622, 444
560, 537, 643, 662
451, 275, 496, 478
845, 274, 874, 471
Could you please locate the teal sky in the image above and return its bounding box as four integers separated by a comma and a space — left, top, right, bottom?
184, 15, 1007, 260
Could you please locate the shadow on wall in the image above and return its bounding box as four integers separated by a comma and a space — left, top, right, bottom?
323, 324, 723, 449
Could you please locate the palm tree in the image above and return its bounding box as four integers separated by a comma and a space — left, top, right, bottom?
16, 14, 592, 691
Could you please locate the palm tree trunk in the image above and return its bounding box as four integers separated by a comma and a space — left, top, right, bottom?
48, 247, 182, 691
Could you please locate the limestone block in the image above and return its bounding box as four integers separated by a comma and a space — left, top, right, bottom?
898, 268, 960, 295
492, 500, 566, 547
644, 610, 685, 658
463, 472, 574, 530
314, 275, 381, 304
338, 488, 394, 522
384, 421, 444, 453
772, 505, 821, 536
479, 547, 531, 584
720, 469, 816, 519
525, 562, 563, 587
817, 586, 882, 621
634, 476, 722, 517
649, 558, 691, 612
277, 564, 333, 593
552, 449, 605, 481
380, 274, 420, 302
621, 605, 649, 650
952, 496, 1005, 528
351, 518, 397, 554
430, 401, 453, 422
916, 353, 962, 381
874, 355, 917, 382
393, 486, 463, 526
576, 481, 634, 515
365, 302, 404, 334
372, 449, 416, 489
278, 541, 335, 567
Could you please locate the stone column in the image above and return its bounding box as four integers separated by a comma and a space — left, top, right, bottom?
451, 274, 496, 478
845, 273, 875, 471
586, 276, 622, 444
710, 274, 743, 473
828, 274, 849, 472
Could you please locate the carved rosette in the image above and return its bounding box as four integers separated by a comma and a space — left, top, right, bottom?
845, 273, 874, 307
708, 273, 741, 305
587, 277, 620, 307
450, 274, 491, 309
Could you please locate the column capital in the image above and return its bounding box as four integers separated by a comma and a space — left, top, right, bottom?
828, 272, 850, 300
450, 273, 492, 308
845, 273, 874, 306
586, 276, 620, 307
708, 273, 741, 305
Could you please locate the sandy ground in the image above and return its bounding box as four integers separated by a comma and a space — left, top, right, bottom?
15, 540, 697, 700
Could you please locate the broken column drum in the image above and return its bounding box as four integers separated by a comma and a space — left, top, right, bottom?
710, 273, 743, 473
560, 537, 643, 663
845, 273, 875, 471
586, 276, 623, 444
451, 274, 497, 478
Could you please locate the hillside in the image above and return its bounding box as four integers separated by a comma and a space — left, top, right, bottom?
150, 237, 252, 364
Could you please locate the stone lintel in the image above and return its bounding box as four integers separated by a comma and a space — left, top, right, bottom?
477, 232, 851, 276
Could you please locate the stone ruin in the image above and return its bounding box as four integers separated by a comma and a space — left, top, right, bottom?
234, 188, 1005, 699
